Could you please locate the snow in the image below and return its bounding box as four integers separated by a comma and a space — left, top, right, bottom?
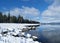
32, 36, 38, 39
21, 32, 25, 35
0, 23, 41, 43
34, 41, 39, 43
26, 34, 31, 38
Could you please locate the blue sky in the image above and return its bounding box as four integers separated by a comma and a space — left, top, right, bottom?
0, 0, 60, 23
0, 0, 51, 12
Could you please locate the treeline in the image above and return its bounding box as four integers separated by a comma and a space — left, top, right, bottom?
0, 12, 40, 23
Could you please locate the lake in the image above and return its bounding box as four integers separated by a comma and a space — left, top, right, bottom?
28, 25, 60, 43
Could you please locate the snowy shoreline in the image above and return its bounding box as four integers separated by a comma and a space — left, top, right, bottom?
0, 23, 41, 43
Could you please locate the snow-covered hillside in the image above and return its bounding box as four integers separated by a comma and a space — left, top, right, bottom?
0, 23, 41, 43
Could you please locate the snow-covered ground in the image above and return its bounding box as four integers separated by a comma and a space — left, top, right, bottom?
0, 23, 41, 43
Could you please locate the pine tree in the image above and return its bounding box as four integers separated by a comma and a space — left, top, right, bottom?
7, 13, 10, 23
3, 15, 7, 23
10, 16, 17, 23
0, 12, 3, 23
18, 15, 23, 23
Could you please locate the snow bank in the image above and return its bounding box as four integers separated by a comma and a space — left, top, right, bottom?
0, 23, 41, 43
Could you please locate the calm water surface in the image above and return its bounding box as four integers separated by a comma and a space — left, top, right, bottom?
28, 25, 60, 43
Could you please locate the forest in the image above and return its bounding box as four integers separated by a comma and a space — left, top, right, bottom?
0, 12, 40, 23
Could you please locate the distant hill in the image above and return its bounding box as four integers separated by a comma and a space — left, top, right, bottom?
41, 22, 60, 25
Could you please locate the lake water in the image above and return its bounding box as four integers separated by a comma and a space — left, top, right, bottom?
28, 25, 60, 43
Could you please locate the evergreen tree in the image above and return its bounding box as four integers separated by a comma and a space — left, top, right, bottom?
0, 12, 3, 23
7, 13, 10, 23
10, 16, 17, 23
18, 15, 23, 23
3, 15, 7, 23
0, 12, 40, 23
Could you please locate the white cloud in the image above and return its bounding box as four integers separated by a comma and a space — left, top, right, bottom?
3, 6, 40, 21
41, 0, 60, 23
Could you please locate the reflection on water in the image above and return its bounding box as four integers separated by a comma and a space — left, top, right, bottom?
29, 25, 60, 43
